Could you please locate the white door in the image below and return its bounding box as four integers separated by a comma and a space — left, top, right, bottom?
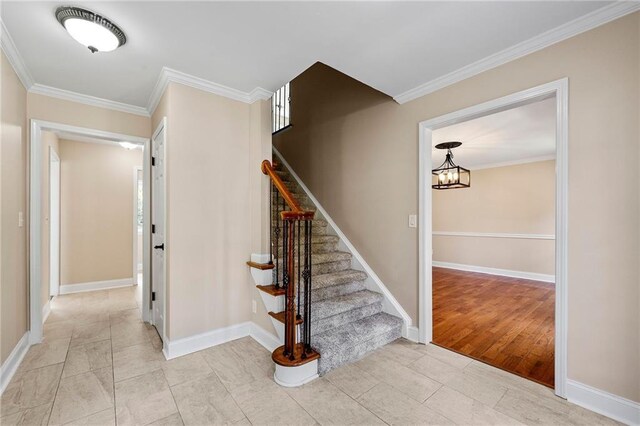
151, 122, 166, 340
49, 149, 60, 297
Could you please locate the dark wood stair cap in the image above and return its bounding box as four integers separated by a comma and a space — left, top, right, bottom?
246, 261, 274, 270
256, 285, 285, 296
268, 311, 303, 325
272, 343, 320, 367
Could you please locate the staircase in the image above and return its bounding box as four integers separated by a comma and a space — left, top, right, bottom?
257, 157, 403, 377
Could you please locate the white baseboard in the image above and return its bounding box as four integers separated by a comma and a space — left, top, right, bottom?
250, 322, 281, 352
59, 278, 135, 294
42, 300, 51, 324
162, 321, 281, 360
272, 148, 414, 330
567, 379, 640, 425
404, 326, 420, 342
432, 261, 555, 283
0, 332, 30, 394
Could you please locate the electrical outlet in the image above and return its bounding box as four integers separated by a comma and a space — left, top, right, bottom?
408, 214, 417, 228
18, 211, 24, 228
252, 300, 257, 314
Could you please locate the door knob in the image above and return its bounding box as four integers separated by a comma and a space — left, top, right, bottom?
154, 243, 164, 250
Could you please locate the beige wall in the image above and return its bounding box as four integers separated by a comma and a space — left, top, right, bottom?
40, 131, 60, 308
58, 139, 142, 285
1, 52, 28, 364
151, 83, 273, 340
433, 160, 555, 275
275, 13, 640, 401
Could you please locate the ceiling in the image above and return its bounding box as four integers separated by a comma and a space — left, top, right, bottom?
432, 97, 556, 169
1, 1, 614, 110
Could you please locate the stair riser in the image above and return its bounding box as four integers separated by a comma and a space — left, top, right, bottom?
271, 223, 328, 236
310, 281, 367, 302
317, 327, 401, 375
312, 260, 351, 276
311, 302, 382, 335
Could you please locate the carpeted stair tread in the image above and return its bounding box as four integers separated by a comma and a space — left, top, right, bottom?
311, 290, 382, 322
275, 251, 351, 266
313, 269, 368, 289
312, 313, 403, 374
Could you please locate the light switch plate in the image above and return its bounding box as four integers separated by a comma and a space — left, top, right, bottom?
18, 211, 24, 227
408, 214, 417, 228
252, 300, 257, 314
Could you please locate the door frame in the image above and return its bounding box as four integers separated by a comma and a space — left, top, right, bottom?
132, 166, 143, 284
29, 119, 150, 343
417, 78, 568, 397
49, 147, 61, 297
148, 117, 167, 346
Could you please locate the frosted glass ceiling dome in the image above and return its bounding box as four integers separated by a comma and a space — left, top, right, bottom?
55, 6, 126, 53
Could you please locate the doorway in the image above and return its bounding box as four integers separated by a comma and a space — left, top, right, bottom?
418, 79, 568, 397
29, 120, 151, 343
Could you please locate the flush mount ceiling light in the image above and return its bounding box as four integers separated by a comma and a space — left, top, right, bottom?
432, 141, 471, 189
56, 6, 126, 53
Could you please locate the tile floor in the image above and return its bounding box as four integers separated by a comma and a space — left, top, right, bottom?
1, 287, 619, 425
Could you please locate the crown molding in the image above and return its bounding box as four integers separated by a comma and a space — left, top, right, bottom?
147, 67, 273, 115
29, 84, 150, 117
0, 19, 34, 89
394, 2, 640, 104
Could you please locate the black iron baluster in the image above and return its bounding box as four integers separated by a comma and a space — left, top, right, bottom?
281, 195, 286, 286
268, 180, 273, 265
282, 219, 288, 290
273, 187, 281, 288
303, 219, 312, 353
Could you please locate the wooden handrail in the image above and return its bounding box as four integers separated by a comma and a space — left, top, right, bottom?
261, 160, 314, 221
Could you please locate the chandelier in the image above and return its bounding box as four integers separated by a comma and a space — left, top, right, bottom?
432, 141, 470, 189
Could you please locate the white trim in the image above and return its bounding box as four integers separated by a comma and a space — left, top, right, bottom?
433, 231, 555, 240
49, 147, 61, 298
29, 120, 150, 343
272, 148, 414, 338
406, 326, 420, 343
394, 2, 640, 104
0, 333, 30, 394
0, 19, 34, 89
59, 278, 134, 295
132, 166, 143, 283
567, 380, 640, 426
418, 78, 569, 397
147, 67, 272, 114
42, 300, 51, 324
467, 154, 557, 171
274, 361, 319, 388
29, 84, 150, 117
163, 322, 251, 359
433, 261, 555, 283
250, 322, 281, 352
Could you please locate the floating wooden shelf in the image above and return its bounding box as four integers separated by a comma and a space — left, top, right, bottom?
272, 343, 320, 367
246, 261, 275, 270
268, 311, 303, 325
256, 285, 285, 296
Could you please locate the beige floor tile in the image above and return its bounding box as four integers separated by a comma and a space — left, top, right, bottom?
443, 368, 508, 408
374, 339, 426, 366
495, 388, 619, 426
110, 321, 151, 350
43, 320, 76, 341
161, 352, 213, 387
19, 338, 70, 372
115, 369, 178, 426
323, 363, 379, 399
147, 326, 164, 350
112, 341, 165, 382
234, 417, 252, 425
149, 412, 184, 425
0, 402, 52, 426
109, 308, 143, 325
426, 386, 524, 425
230, 377, 317, 425
424, 344, 474, 369
465, 361, 555, 399
0, 364, 63, 416
408, 353, 464, 384
171, 372, 245, 425
229, 337, 274, 374
65, 408, 115, 425
286, 378, 384, 425
357, 383, 454, 425
70, 321, 111, 347
48, 367, 114, 425
62, 339, 112, 378
355, 352, 442, 402
201, 344, 267, 391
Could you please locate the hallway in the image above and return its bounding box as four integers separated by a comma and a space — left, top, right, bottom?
1, 287, 616, 425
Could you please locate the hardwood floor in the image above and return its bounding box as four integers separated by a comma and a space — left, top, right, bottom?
433, 267, 555, 388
